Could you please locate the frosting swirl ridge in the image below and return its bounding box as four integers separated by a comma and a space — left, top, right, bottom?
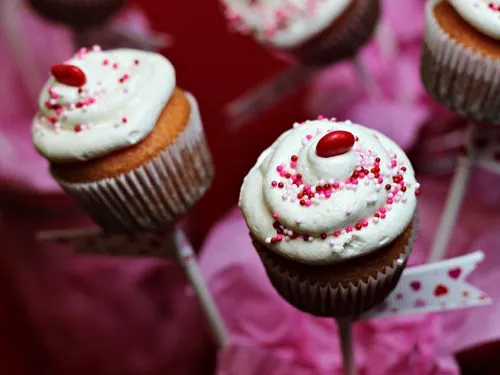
32, 47, 175, 162
239, 119, 419, 265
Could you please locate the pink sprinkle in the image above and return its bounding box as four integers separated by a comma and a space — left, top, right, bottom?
345, 227, 353, 233
377, 177, 384, 184
305, 201, 311, 207
112, 63, 119, 69
271, 181, 277, 187
277, 165, 283, 172
334, 231, 341, 237
276, 235, 283, 242
306, 135, 312, 140
381, 213, 386, 219
361, 219, 368, 227
103, 59, 109, 66
391, 160, 397, 167
279, 171, 286, 177
352, 180, 358, 185
333, 182, 340, 189
317, 115, 324, 120
386, 198, 393, 204
55, 107, 63, 115
122, 117, 127, 123
304, 185, 311, 191
290, 161, 297, 169
393, 188, 399, 195
380, 208, 387, 214
272, 213, 279, 219
324, 190, 331, 198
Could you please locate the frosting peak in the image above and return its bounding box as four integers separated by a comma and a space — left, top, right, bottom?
32, 47, 175, 162
239, 119, 419, 265
448, 0, 500, 40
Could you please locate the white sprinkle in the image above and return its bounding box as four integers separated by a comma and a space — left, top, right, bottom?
396, 258, 404, 266
282, 194, 288, 201
402, 197, 407, 203
290, 197, 297, 203
285, 236, 290, 241
295, 219, 302, 224
302, 139, 308, 145
329, 239, 336, 247
311, 187, 316, 194
293, 123, 300, 129
328, 178, 334, 185
318, 179, 325, 185
386, 205, 392, 211
265, 238, 272, 244
364, 179, 370, 186
339, 182, 346, 189
388, 193, 394, 198
415, 183, 420, 189
373, 217, 380, 223
308, 237, 314, 242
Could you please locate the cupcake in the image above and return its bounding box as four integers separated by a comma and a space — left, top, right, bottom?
421, 0, 500, 124
32, 46, 214, 232
28, 0, 124, 27
221, 0, 380, 66
239, 119, 419, 317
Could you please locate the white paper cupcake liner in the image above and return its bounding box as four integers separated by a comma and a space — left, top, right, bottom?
255, 214, 418, 318
290, 0, 380, 66
421, 0, 500, 124
55, 93, 214, 232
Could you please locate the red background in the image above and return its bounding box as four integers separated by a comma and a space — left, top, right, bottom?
136, 0, 310, 247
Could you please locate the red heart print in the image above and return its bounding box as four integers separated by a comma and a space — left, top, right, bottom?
448, 267, 461, 279
316, 131, 355, 158
410, 281, 421, 291
396, 293, 403, 300
434, 284, 448, 297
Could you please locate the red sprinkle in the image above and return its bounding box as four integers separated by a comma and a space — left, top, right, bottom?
385, 184, 391, 191
320, 233, 327, 240
74, 124, 82, 132
291, 155, 298, 161
278, 182, 284, 189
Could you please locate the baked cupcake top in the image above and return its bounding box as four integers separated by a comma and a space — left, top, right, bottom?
32, 46, 175, 163
448, 0, 500, 39
239, 119, 419, 265
221, 0, 353, 48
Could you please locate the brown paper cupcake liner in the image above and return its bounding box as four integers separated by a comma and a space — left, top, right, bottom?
421, 0, 500, 124
55, 94, 214, 233
254, 214, 418, 318
289, 0, 381, 66
28, 0, 124, 27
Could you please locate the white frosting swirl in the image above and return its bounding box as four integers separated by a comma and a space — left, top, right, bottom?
222, 0, 352, 48
32, 47, 175, 162
448, 0, 500, 40
239, 119, 419, 265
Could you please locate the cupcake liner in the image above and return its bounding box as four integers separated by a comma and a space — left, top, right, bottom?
28, 0, 125, 27
254, 215, 418, 318
421, 0, 500, 124
289, 0, 381, 66
55, 93, 214, 233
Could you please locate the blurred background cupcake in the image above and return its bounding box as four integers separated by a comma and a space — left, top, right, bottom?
239, 118, 419, 317
220, 0, 381, 66
421, 0, 500, 124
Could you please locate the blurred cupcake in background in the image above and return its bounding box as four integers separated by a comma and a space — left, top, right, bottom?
32, 46, 214, 232
27, 0, 126, 27
220, 0, 381, 66
239, 118, 419, 317
421, 0, 500, 124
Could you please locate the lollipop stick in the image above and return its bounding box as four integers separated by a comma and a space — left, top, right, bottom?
226, 64, 313, 130
172, 228, 230, 348
336, 318, 357, 375
428, 155, 473, 263
352, 55, 380, 101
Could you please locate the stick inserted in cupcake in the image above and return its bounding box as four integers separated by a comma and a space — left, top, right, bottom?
32, 46, 229, 347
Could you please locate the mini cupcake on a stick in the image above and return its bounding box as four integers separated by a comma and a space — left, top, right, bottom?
221, 0, 381, 127
421, 0, 500, 124
239, 118, 419, 317
32, 46, 214, 232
